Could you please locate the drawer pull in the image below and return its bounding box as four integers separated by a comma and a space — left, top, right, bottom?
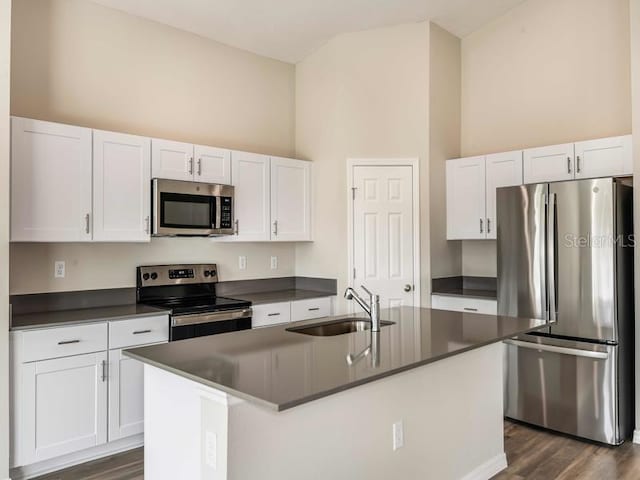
463, 307, 478, 312
267, 313, 281, 317
308, 308, 320, 311
58, 339, 80, 345
133, 329, 152, 335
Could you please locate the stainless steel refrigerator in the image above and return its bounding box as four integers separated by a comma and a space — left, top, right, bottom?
497, 177, 634, 445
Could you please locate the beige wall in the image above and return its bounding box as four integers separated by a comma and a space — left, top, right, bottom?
10, 0, 297, 294
460, 0, 632, 277
294, 22, 430, 312
0, 0, 10, 475
429, 24, 462, 279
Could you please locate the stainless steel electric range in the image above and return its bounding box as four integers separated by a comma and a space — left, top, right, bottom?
136, 264, 252, 341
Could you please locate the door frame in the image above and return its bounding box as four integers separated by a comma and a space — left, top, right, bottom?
346, 158, 421, 308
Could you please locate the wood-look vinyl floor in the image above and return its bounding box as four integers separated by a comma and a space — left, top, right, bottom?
31, 421, 640, 479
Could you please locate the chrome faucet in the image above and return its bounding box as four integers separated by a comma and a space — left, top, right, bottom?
344, 285, 380, 332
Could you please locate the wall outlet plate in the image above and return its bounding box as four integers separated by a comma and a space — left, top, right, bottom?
393, 421, 404, 450
270, 256, 278, 270
54, 261, 65, 279
238, 256, 247, 270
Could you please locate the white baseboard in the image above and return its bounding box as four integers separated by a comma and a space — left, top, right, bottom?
460, 452, 508, 480
10, 435, 143, 480
633, 430, 640, 444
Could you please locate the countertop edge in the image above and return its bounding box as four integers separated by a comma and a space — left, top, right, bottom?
431, 291, 497, 301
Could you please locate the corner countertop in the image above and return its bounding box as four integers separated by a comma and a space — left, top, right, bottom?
234, 289, 334, 305
125, 306, 549, 411
11, 304, 171, 331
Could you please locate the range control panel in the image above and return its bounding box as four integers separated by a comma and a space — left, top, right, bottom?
137, 264, 218, 287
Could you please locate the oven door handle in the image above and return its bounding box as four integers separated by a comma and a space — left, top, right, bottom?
171, 308, 252, 327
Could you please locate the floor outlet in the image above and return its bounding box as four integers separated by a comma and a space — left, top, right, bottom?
270, 256, 278, 270
393, 421, 404, 451
54, 261, 65, 279
239, 256, 247, 270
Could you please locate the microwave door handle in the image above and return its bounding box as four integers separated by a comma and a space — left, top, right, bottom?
213, 197, 221, 230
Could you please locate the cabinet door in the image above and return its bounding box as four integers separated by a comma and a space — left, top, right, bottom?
523, 143, 574, 184
93, 130, 151, 242
194, 145, 231, 184
151, 139, 194, 181
574, 135, 632, 179
485, 151, 523, 240
108, 348, 145, 441
11, 117, 92, 242
230, 151, 271, 241
22, 352, 107, 464
270, 157, 312, 241
446, 156, 486, 240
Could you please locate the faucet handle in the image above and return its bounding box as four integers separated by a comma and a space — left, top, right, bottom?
360, 285, 373, 297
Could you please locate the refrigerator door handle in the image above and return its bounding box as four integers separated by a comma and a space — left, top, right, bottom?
547, 192, 557, 321
503, 339, 609, 360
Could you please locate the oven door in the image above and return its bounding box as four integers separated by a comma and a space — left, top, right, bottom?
152, 179, 234, 236
170, 308, 252, 341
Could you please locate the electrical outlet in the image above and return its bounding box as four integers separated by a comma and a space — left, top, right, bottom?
205, 430, 217, 469
238, 256, 247, 270
270, 256, 278, 270
393, 421, 404, 451
54, 261, 65, 279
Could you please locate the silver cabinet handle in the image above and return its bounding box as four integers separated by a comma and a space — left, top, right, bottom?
308, 307, 320, 311
576, 155, 581, 174
189, 157, 194, 175
197, 158, 202, 176
404, 284, 412, 292
463, 307, 478, 312
567, 156, 571, 174
133, 329, 152, 335
273, 220, 278, 236
145, 216, 150, 234
101, 360, 108, 382
234, 219, 239, 235
58, 339, 80, 345
479, 218, 483, 233
267, 313, 281, 317
85, 213, 90, 234
503, 339, 609, 359
487, 218, 491, 234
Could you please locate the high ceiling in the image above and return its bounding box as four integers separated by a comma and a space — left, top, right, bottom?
91, 0, 527, 63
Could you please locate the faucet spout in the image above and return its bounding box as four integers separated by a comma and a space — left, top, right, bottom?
343, 285, 380, 332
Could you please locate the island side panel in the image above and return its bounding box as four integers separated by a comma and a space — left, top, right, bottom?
144, 342, 506, 480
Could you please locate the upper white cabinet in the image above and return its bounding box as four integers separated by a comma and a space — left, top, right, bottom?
152, 140, 231, 184
93, 130, 151, 242
447, 152, 523, 240
523, 143, 575, 184
151, 139, 194, 181
574, 135, 632, 180
484, 151, 523, 240
11, 117, 93, 242
446, 156, 486, 240
230, 151, 272, 241
270, 157, 312, 241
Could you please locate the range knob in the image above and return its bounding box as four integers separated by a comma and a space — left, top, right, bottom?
204, 271, 211, 277
142, 273, 150, 281
150, 272, 158, 280
210, 270, 217, 277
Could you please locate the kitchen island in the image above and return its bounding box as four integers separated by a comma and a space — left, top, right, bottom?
126, 306, 548, 480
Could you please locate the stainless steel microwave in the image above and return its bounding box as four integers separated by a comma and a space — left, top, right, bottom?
152, 179, 235, 236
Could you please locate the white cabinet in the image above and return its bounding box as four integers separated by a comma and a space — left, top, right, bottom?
523, 143, 575, 184
290, 297, 332, 321
108, 348, 144, 442
484, 151, 523, 240
431, 294, 497, 315
446, 156, 486, 240
270, 157, 312, 241
252, 297, 334, 328
11, 117, 93, 242
252, 302, 291, 328
574, 135, 632, 180
93, 130, 151, 242
152, 140, 232, 184
230, 151, 271, 241
21, 352, 108, 464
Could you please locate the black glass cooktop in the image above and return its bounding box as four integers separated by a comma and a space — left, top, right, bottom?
142, 296, 251, 315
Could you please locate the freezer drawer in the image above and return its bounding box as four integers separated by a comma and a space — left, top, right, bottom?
504, 336, 623, 445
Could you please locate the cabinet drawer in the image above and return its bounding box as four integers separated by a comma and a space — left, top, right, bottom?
109, 315, 170, 349
291, 297, 332, 321
20, 323, 108, 363
431, 295, 497, 315
252, 302, 291, 328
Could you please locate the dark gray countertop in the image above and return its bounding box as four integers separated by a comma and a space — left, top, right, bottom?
234, 289, 334, 305
125, 306, 549, 411
11, 304, 171, 330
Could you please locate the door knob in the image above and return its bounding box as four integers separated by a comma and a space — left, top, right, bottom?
404, 284, 412, 292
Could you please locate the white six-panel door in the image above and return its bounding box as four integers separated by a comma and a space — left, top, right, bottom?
194, 145, 231, 184
446, 156, 486, 240
270, 157, 311, 241
151, 139, 194, 181
230, 151, 271, 241
523, 143, 574, 184
22, 352, 108, 464
352, 165, 414, 309
574, 135, 632, 180
484, 151, 523, 240
11, 117, 93, 242
93, 130, 151, 242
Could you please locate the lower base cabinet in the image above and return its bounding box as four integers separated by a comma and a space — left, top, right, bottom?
431, 294, 497, 315
108, 348, 145, 442
21, 352, 108, 465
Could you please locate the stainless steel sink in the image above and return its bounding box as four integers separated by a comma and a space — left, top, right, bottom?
286, 318, 394, 337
